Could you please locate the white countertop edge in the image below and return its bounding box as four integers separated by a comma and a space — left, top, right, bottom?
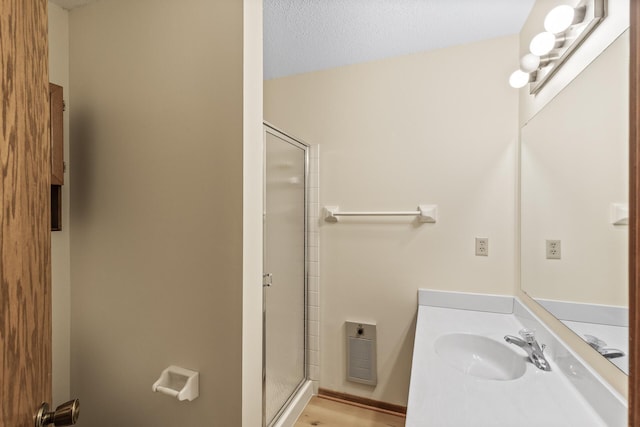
535, 298, 628, 327
513, 298, 627, 426
418, 289, 514, 314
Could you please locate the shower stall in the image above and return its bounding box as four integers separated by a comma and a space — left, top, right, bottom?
263, 123, 311, 427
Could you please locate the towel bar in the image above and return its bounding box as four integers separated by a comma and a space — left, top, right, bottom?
324, 205, 437, 223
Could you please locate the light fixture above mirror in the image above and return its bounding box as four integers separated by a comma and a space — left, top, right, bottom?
509, 0, 606, 94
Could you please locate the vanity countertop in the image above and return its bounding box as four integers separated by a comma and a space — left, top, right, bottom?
562, 320, 628, 373
406, 304, 614, 427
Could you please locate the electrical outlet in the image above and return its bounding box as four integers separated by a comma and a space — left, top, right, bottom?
475, 237, 488, 256
546, 239, 561, 259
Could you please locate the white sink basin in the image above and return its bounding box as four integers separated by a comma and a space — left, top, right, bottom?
434, 333, 526, 381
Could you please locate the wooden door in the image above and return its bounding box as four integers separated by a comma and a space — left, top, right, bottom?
0, 1, 52, 427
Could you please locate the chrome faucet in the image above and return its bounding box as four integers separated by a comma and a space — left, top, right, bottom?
584, 334, 625, 359
504, 329, 551, 371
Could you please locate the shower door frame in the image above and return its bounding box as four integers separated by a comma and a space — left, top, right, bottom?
262, 122, 309, 427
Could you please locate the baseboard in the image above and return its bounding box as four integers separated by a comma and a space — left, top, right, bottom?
317, 388, 407, 417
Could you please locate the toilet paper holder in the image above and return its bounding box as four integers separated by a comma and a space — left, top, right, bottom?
152, 365, 199, 401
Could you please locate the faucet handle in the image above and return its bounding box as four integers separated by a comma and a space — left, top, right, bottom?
518, 328, 536, 343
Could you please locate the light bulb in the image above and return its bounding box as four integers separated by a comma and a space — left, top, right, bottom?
530, 32, 557, 56
544, 5, 581, 34
520, 54, 541, 73
509, 70, 530, 89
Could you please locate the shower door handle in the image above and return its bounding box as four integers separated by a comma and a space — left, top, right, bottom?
263, 273, 273, 287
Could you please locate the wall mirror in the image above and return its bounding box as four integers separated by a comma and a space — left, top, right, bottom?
520, 29, 629, 374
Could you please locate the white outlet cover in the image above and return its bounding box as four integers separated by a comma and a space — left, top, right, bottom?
546, 239, 561, 259
475, 237, 488, 256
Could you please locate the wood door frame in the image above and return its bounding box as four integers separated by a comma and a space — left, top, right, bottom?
630, 1, 639, 425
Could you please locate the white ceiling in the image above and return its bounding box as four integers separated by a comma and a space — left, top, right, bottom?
49, 0, 536, 81
264, 0, 535, 80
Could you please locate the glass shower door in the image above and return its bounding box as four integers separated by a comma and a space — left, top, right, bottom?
263, 125, 307, 426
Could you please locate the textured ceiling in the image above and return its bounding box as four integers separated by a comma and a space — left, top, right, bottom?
264, 0, 535, 80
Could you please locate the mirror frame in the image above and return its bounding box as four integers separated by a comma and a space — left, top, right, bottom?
630, 1, 639, 425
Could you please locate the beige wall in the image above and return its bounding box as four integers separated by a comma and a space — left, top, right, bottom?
48, 1, 71, 406
516, 0, 630, 398
265, 35, 519, 405
68, 0, 257, 425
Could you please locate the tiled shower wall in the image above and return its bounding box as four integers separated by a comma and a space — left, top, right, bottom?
307, 145, 320, 383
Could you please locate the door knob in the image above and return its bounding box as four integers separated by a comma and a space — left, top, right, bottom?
35, 399, 80, 427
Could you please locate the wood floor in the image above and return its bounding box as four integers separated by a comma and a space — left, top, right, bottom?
294, 396, 406, 427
